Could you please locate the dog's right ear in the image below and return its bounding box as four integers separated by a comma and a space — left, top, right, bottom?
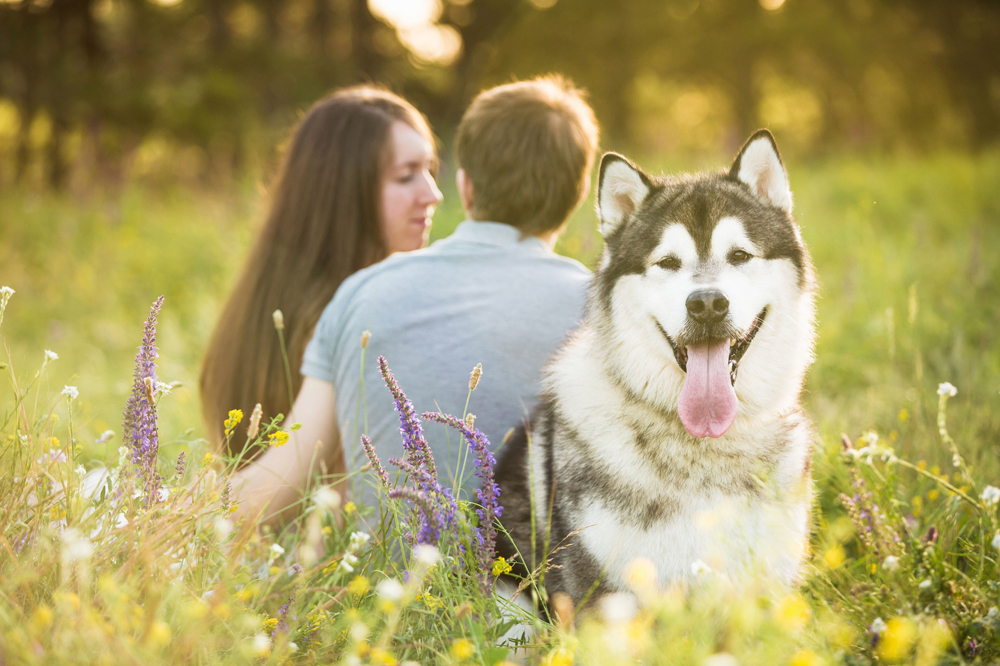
597, 152, 652, 237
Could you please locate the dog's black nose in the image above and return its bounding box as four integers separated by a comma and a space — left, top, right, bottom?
686, 289, 730, 324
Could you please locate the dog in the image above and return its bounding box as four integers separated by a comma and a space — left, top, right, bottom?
494, 130, 817, 606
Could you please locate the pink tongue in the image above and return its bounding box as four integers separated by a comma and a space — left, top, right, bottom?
678, 340, 738, 438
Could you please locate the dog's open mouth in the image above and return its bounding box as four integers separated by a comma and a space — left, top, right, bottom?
655, 308, 768, 439
658, 308, 768, 385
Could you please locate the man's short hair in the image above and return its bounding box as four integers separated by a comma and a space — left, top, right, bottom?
456, 76, 599, 236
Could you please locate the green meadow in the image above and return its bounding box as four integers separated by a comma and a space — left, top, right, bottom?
2, 149, 999, 664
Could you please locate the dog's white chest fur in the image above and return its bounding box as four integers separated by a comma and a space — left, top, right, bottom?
576, 488, 810, 588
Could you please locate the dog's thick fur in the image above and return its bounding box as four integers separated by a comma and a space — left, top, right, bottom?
495, 130, 817, 605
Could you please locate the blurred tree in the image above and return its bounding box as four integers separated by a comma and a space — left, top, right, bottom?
0, 0, 998, 191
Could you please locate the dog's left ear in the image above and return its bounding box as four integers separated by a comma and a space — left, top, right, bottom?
729, 130, 792, 213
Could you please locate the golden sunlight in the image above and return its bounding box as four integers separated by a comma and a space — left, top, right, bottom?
368, 0, 442, 31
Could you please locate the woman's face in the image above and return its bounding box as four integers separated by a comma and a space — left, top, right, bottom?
381, 120, 443, 253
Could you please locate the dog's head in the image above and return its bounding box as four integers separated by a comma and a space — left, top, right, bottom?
593, 130, 816, 439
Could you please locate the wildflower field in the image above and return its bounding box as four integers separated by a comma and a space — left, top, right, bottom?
1, 149, 1000, 665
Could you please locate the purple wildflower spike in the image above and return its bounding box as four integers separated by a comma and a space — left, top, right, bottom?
361, 435, 390, 490
378, 356, 436, 479
273, 593, 295, 637
122, 296, 164, 507
174, 451, 186, 481
422, 412, 502, 590
388, 457, 459, 545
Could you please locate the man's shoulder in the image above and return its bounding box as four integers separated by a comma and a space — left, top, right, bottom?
340, 237, 590, 300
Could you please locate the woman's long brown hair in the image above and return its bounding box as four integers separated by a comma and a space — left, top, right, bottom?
200, 87, 435, 459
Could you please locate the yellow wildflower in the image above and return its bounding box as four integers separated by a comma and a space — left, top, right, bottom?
774, 594, 811, 632
268, 431, 290, 447
928, 489, 939, 501
369, 647, 397, 665
492, 556, 513, 577
540, 647, 573, 666
147, 621, 171, 647
789, 649, 823, 666
262, 618, 278, 633
625, 557, 656, 590
898, 409, 909, 423
224, 409, 243, 437
31, 605, 53, 630
418, 591, 443, 610
344, 501, 357, 515
348, 575, 369, 597
878, 617, 917, 662
450, 638, 474, 660
202, 452, 214, 467
822, 545, 846, 569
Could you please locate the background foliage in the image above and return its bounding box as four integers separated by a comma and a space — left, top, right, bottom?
1, 0, 1000, 191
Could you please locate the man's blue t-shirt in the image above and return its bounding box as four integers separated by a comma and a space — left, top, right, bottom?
301, 220, 591, 507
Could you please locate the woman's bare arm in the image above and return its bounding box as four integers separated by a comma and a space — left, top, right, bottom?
232, 377, 346, 526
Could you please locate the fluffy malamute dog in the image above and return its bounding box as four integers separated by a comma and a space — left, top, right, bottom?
495, 130, 817, 605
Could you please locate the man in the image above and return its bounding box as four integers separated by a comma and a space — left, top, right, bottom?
237, 76, 599, 517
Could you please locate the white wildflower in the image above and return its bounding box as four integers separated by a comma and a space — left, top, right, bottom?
413, 543, 440, 567
157, 487, 170, 502
339, 552, 358, 573
348, 531, 370, 550
0, 286, 13, 298
251, 633, 271, 656
44, 350, 59, 362
75, 465, 86, 478
981, 486, 1000, 506
882, 555, 899, 571
992, 532, 1000, 551
600, 592, 637, 623
61, 385, 79, 402
313, 486, 340, 510
61, 528, 94, 562
377, 578, 404, 602
215, 517, 234, 540
937, 382, 957, 397
919, 579, 932, 590
953, 454, 962, 467
155, 381, 173, 397
270, 543, 285, 556
870, 617, 887, 634
691, 560, 713, 576
288, 642, 298, 652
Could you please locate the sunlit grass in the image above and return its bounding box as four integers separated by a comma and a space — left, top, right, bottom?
1, 150, 999, 663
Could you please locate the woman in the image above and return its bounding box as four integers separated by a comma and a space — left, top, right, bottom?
200, 87, 442, 493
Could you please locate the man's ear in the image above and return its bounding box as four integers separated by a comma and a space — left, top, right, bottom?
597, 153, 652, 236
456, 168, 474, 214
729, 129, 792, 213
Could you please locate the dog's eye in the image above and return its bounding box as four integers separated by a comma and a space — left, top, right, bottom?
656, 256, 681, 271
729, 249, 753, 265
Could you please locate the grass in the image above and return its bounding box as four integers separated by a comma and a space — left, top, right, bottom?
1, 149, 999, 664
